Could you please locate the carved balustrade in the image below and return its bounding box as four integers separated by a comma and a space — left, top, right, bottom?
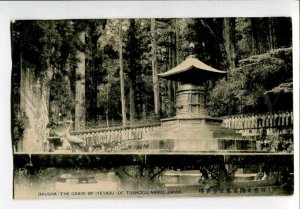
71, 123, 160, 150
222, 112, 293, 130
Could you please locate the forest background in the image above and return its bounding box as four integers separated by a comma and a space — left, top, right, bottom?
11, 17, 292, 132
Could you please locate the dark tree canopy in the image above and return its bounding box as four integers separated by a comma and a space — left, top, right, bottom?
11, 17, 293, 129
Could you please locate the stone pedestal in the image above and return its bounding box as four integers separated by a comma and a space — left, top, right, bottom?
128, 116, 256, 152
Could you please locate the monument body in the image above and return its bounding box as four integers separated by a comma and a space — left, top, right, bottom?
129, 55, 256, 152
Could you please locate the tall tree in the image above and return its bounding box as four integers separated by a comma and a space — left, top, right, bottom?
223, 18, 236, 70
50, 20, 75, 121
11, 20, 62, 151
151, 19, 160, 116
268, 18, 274, 50
187, 18, 225, 67
126, 19, 139, 123
167, 32, 173, 116
250, 18, 259, 55
74, 22, 86, 130
119, 20, 127, 126
175, 19, 180, 65
85, 20, 107, 123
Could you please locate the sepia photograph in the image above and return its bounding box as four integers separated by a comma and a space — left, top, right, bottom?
10, 17, 294, 199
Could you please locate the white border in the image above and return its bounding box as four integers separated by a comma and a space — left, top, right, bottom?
0, 1, 298, 209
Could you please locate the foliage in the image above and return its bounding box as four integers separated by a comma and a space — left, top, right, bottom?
207, 47, 292, 116
49, 70, 74, 118
11, 18, 293, 129
12, 21, 64, 73
257, 128, 293, 153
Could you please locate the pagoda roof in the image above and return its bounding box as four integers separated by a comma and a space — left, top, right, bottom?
158, 56, 226, 82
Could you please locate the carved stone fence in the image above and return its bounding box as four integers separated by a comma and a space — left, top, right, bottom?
222, 112, 293, 137
71, 123, 160, 151
68, 113, 293, 151
222, 112, 293, 130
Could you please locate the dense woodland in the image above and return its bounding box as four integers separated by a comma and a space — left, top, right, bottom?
11, 18, 292, 130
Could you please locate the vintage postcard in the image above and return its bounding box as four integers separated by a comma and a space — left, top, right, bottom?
11, 16, 294, 200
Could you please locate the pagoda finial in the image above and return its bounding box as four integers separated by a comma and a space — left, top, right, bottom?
188, 42, 196, 58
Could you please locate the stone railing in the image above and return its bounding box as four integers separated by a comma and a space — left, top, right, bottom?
65, 112, 293, 152
71, 123, 160, 151
221, 112, 293, 138
222, 112, 293, 130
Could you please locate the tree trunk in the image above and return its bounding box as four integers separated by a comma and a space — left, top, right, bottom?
151, 19, 160, 116
250, 18, 258, 55
171, 32, 177, 100
175, 19, 180, 65
129, 80, 136, 124
20, 59, 52, 152
128, 19, 137, 124
86, 21, 106, 122
167, 33, 173, 116
223, 18, 236, 70
75, 30, 86, 130
106, 87, 109, 127
119, 21, 127, 126
174, 19, 180, 103
268, 18, 274, 50
64, 55, 73, 119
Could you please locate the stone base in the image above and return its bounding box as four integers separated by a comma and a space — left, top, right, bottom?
127, 137, 256, 152
127, 117, 257, 152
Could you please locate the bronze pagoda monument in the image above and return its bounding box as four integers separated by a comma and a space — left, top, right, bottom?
128, 54, 256, 152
